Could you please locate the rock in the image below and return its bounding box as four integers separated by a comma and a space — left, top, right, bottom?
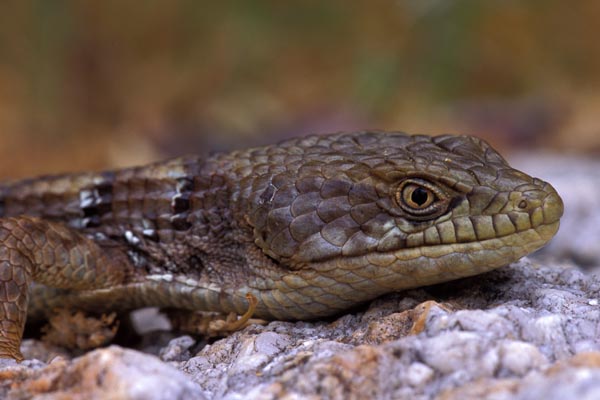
0, 347, 205, 400
159, 335, 196, 362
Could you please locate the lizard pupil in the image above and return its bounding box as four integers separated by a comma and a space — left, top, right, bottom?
411, 187, 430, 206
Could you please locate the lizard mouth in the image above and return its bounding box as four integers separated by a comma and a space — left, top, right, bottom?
306, 219, 560, 295
391, 220, 560, 283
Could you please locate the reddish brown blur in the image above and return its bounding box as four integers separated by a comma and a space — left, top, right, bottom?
0, 1, 598, 179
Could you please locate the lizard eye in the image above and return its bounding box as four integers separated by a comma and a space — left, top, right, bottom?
402, 184, 435, 209
395, 178, 449, 219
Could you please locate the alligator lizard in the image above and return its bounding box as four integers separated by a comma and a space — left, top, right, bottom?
0, 131, 563, 360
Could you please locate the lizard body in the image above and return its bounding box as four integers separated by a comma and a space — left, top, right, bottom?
0, 131, 563, 360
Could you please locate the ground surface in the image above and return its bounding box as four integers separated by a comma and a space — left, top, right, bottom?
0, 155, 599, 400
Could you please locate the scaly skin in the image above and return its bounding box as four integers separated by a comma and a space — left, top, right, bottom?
0, 131, 563, 360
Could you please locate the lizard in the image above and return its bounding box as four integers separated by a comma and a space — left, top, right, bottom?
0, 131, 563, 361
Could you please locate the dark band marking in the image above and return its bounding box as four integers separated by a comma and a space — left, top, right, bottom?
170, 177, 194, 231
0, 196, 4, 217
173, 196, 190, 214
171, 216, 192, 231
188, 255, 204, 271
80, 173, 114, 228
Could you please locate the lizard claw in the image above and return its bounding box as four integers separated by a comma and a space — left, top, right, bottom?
208, 293, 260, 334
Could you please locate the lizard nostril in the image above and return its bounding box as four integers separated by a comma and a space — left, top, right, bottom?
518, 200, 528, 209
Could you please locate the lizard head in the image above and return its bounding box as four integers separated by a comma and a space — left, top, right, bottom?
245, 131, 563, 317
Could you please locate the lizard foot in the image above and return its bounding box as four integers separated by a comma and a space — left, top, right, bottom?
41, 309, 119, 351
167, 293, 267, 337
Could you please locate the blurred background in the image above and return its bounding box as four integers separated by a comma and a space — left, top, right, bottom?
0, 0, 599, 179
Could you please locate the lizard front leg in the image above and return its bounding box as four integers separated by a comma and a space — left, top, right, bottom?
0, 216, 133, 360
